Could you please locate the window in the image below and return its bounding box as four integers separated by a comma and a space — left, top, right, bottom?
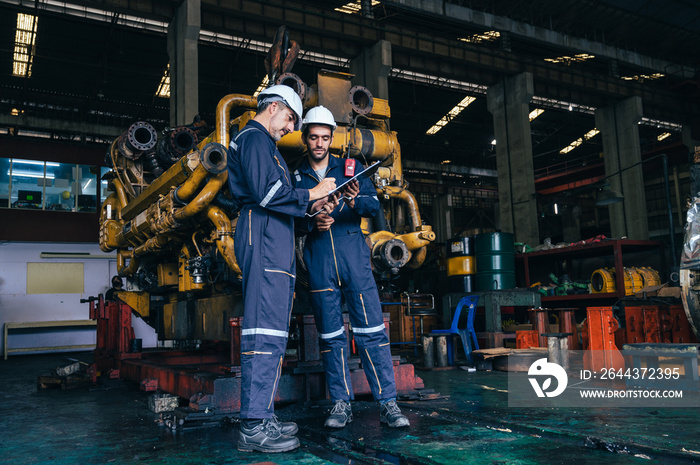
2, 158, 99, 212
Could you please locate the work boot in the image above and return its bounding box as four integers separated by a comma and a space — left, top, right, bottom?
272, 414, 299, 436
379, 399, 410, 428
237, 418, 300, 453
324, 400, 353, 428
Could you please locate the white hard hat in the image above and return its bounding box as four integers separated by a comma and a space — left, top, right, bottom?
258, 84, 304, 131
302, 105, 337, 131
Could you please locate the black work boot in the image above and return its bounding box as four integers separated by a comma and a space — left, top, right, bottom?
379, 399, 410, 428
324, 400, 353, 428
237, 418, 300, 453
272, 414, 298, 436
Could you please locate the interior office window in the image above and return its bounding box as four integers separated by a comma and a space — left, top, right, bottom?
8, 158, 53, 209
46, 163, 99, 212
100, 166, 111, 208
76, 165, 99, 212
3, 158, 100, 212
45, 162, 75, 211
0, 158, 11, 208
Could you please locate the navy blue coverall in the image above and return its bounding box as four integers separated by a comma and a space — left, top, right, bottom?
293, 155, 397, 402
228, 120, 310, 419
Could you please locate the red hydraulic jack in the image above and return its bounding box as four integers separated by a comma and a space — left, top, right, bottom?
581, 307, 625, 372
86, 295, 140, 365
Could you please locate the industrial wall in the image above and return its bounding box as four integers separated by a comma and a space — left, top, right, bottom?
0, 242, 156, 359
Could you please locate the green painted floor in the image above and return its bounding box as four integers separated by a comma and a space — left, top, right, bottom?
1, 352, 699, 464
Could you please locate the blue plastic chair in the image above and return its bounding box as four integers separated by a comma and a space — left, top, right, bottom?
431, 295, 480, 366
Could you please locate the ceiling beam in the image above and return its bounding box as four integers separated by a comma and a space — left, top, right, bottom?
384, 0, 695, 76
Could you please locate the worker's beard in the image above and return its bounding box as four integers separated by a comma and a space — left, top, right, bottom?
269, 108, 291, 142
309, 147, 329, 163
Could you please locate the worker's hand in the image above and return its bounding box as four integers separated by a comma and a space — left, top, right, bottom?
342, 180, 360, 208
308, 177, 336, 201
315, 213, 335, 231
310, 192, 340, 216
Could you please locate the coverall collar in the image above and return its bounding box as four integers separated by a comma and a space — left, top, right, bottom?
298, 153, 342, 177
246, 119, 276, 141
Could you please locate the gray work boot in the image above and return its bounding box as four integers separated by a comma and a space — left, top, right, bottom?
272, 415, 298, 436
324, 400, 353, 428
237, 418, 300, 453
379, 399, 410, 428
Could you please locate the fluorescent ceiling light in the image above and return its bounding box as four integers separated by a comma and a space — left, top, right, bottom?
544, 53, 595, 65
426, 96, 476, 135
253, 75, 269, 98
335, 0, 380, 14
12, 159, 60, 167
8, 169, 55, 179
657, 132, 671, 141
13, 13, 38, 78
458, 31, 500, 44
155, 63, 170, 98
621, 73, 664, 82
559, 128, 600, 154
529, 108, 544, 121
441, 160, 451, 164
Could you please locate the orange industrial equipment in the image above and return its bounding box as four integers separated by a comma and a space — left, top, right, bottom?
581, 307, 625, 372
624, 304, 698, 344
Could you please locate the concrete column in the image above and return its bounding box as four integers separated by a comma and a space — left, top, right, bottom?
349, 40, 391, 99
434, 193, 454, 242
594, 97, 648, 240
167, 0, 200, 126
486, 72, 539, 247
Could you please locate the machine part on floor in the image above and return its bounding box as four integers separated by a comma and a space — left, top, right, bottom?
529, 307, 578, 349
516, 330, 539, 349
623, 303, 697, 344
624, 305, 672, 344
542, 332, 572, 370
421, 335, 435, 368
581, 307, 625, 372
149, 393, 180, 413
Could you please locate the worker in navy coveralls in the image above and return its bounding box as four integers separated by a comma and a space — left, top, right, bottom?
227, 86, 337, 453
292, 106, 410, 429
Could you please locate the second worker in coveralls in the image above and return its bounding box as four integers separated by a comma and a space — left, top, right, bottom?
293, 105, 410, 429
228, 86, 337, 453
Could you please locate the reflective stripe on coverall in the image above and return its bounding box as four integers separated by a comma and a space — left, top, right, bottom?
228, 120, 310, 419
293, 155, 397, 402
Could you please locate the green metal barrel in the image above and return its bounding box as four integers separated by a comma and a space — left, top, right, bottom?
475, 232, 516, 290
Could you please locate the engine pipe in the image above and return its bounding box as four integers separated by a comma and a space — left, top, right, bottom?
116, 121, 158, 159
206, 205, 242, 275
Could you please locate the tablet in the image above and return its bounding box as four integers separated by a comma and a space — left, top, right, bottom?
328, 159, 383, 196
306, 159, 383, 217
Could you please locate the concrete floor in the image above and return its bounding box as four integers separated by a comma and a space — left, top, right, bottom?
1, 351, 699, 465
